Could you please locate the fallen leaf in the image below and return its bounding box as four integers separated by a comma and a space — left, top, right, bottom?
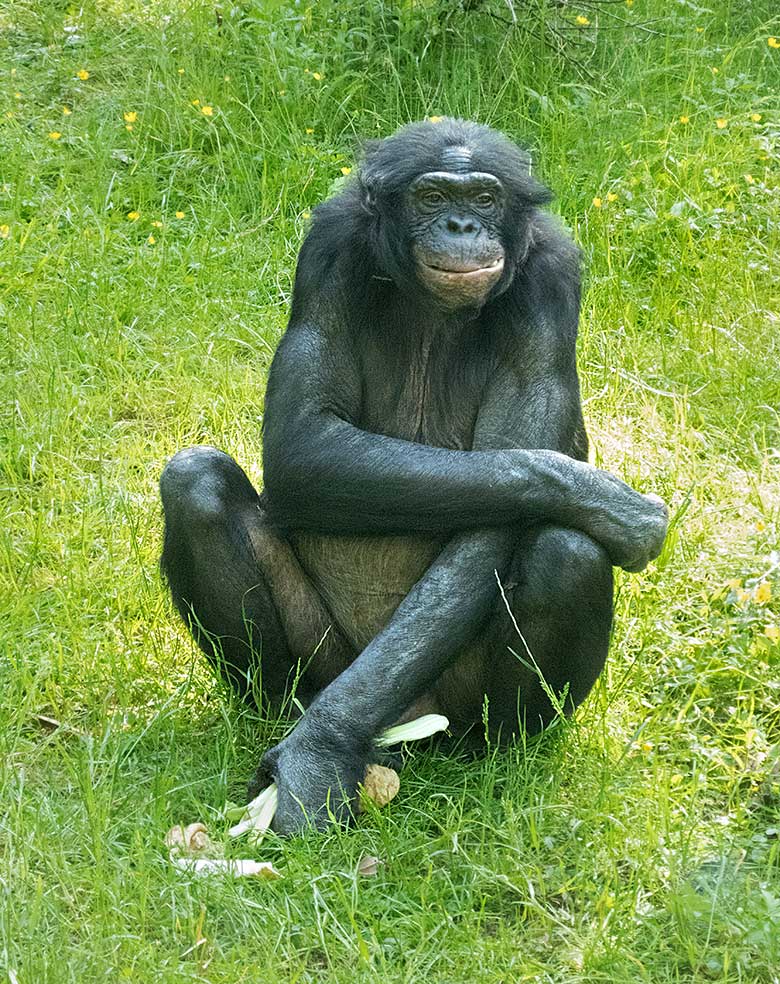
357, 855, 383, 877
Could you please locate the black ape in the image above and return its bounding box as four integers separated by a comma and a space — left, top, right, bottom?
160, 119, 668, 834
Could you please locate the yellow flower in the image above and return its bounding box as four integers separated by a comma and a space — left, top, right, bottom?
278, 89, 286, 96
340, 166, 351, 176
0, 224, 9, 238
755, 582, 772, 604
575, 15, 590, 25
147, 234, 156, 244
123, 111, 138, 123
711, 66, 719, 74
62, 106, 72, 115
751, 113, 762, 122
224, 75, 231, 82
201, 105, 213, 116
755, 519, 765, 530
312, 72, 323, 81
191, 98, 200, 106
626, 0, 633, 6
151, 220, 163, 228
77, 69, 90, 80
428, 116, 444, 123
679, 115, 690, 124
14, 91, 21, 99
764, 625, 780, 642
768, 37, 780, 49
125, 124, 133, 132
127, 210, 140, 221
302, 210, 311, 220
592, 197, 603, 208
744, 174, 755, 184
715, 118, 727, 129
175, 210, 185, 219
178, 68, 185, 75
606, 192, 618, 202
305, 127, 314, 134
48, 130, 62, 140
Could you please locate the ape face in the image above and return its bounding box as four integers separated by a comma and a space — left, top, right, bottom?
408, 168, 506, 310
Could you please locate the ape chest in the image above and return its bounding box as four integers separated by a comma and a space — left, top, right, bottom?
358, 348, 480, 449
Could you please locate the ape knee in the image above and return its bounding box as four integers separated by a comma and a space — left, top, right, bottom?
160, 446, 253, 523
524, 526, 612, 603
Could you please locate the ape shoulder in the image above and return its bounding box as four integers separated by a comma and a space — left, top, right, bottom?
508, 211, 581, 343
290, 185, 373, 319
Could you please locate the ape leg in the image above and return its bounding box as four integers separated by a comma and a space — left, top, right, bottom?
481, 525, 614, 740
159, 446, 354, 708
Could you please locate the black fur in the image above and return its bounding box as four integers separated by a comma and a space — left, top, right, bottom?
160, 119, 668, 835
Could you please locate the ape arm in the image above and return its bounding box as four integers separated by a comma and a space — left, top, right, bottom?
262, 320, 663, 572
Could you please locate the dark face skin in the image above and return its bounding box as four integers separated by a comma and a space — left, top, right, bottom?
408, 169, 506, 310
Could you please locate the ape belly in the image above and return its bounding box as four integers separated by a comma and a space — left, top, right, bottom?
290, 531, 447, 651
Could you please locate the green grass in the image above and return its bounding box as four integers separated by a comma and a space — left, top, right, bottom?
2, 1, 780, 980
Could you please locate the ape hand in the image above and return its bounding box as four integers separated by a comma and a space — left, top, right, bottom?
249, 720, 370, 836
582, 469, 669, 572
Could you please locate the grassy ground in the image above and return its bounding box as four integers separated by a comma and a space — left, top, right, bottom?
2, 1, 780, 980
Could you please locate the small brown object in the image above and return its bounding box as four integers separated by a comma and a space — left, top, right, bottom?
360, 764, 400, 810
165, 822, 213, 855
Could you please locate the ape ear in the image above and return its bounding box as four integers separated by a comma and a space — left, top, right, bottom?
518, 171, 553, 208
359, 176, 377, 214
356, 137, 384, 213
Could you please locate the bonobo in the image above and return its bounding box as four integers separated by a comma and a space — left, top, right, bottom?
160, 119, 668, 834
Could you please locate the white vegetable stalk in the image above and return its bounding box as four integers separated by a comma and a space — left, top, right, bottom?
229, 713, 449, 842
228, 784, 278, 838
172, 857, 281, 879
374, 713, 449, 747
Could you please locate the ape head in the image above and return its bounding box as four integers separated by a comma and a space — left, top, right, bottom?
358, 119, 552, 311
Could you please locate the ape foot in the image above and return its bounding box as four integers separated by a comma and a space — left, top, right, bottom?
250, 726, 372, 836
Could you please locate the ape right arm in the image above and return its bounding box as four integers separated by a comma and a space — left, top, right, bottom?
262, 324, 666, 572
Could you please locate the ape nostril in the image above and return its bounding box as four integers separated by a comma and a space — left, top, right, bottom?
447, 216, 478, 235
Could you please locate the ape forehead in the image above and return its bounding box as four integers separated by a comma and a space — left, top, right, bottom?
440, 144, 473, 172
410, 171, 504, 193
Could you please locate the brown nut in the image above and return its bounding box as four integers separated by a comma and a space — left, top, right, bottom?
360, 764, 400, 810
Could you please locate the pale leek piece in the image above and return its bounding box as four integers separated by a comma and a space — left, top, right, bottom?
228, 783, 278, 838
374, 713, 450, 747
172, 857, 281, 879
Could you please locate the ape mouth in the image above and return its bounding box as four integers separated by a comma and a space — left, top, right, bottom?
423, 257, 504, 278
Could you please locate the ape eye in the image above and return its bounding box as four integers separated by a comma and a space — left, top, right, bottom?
421, 190, 446, 206
476, 193, 496, 207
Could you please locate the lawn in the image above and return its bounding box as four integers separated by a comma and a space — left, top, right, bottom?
1, 1, 780, 981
